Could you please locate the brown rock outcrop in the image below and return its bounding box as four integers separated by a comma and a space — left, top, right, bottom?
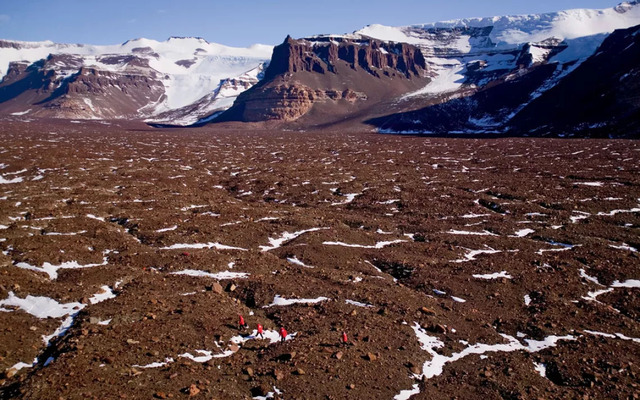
219, 35, 428, 123
263, 35, 427, 80
239, 84, 366, 122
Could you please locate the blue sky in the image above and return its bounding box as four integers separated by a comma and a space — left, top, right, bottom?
0, 0, 625, 46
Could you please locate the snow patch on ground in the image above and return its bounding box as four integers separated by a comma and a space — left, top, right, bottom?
14, 251, 110, 280
287, 256, 314, 268
260, 228, 329, 252
323, 239, 407, 249
171, 269, 249, 280
160, 242, 248, 251
473, 271, 512, 280
263, 295, 330, 308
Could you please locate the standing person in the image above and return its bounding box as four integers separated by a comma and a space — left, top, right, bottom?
341, 331, 348, 346
238, 314, 248, 330
257, 323, 264, 339
279, 327, 288, 343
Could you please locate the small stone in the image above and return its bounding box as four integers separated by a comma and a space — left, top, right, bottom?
333, 351, 343, 360
228, 343, 239, 352
126, 339, 140, 345
295, 368, 305, 375
347, 383, 355, 390
420, 307, 436, 315
278, 352, 296, 362
227, 283, 237, 292
274, 369, 285, 381
154, 392, 167, 399
365, 353, 377, 361
243, 367, 254, 377
188, 384, 200, 397
410, 365, 421, 375
212, 282, 223, 294
5, 368, 18, 379
29, 326, 37, 331
428, 324, 447, 334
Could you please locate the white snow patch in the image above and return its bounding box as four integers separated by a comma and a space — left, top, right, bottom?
345, 299, 374, 308
263, 295, 329, 308
448, 229, 498, 236
582, 288, 614, 302
452, 246, 501, 262
579, 269, 603, 286
609, 243, 638, 252
473, 271, 512, 280
331, 192, 360, 206
611, 279, 640, 289
14, 252, 109, 280
89, 285, 116, 304
512, 229, 535, 237
394, 384, 421, 400
533, 362, 547, 377
160, 242, 247, 251
0, 176, 23, 184
10, 109, 31, 116
156, 225, 178, 233
575, 182, 604, 187
260, 228, 329, 252
0, 291, 83, 318
323, 239, 407, 249
171, 269, 249, 280
597, 208, 640, 216
584, 330, 640, 343
409, 322, 575, 381
287, 256, 314, 268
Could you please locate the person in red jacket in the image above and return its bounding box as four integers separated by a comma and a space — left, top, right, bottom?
238, 314, 248, 330
257, 323, 264, 339
341, 331, 348, 346
279, 327, 288, 342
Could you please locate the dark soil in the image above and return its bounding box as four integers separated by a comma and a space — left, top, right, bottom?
0, 119, 639, 400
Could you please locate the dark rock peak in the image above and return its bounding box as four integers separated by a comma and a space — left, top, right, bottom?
97, 54, 151, 68
168, 36, 210, 44
263, 35, 427, 82
131, 47, 160, 58
0, 40, 23, 50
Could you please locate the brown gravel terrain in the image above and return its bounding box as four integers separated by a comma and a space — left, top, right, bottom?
0, 119, 639, 400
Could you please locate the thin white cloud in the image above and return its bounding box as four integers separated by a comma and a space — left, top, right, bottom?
0, 14, 10, 24
157, 9, 167, 14
127, 18, 137, 24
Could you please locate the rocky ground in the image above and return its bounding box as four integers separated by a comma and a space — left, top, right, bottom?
0, 119, 638, 400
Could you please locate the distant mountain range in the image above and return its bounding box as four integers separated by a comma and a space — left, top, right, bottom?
1, 1, 640, 136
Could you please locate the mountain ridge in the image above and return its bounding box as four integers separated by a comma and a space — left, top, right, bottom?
1, 2, 640, 136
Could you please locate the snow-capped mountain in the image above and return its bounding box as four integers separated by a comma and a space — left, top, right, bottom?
220, 1, 640, 136
1, 1, 640, 135
0, 37, 272, 123
357, 1, 640, 97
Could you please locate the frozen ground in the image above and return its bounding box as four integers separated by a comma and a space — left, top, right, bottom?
0, 120, 638, 399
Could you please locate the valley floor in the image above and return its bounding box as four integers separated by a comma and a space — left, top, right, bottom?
0, 120, 639, 399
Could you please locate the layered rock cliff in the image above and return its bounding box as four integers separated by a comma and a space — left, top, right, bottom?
0, 54, 165, 119
218, 36, 429, 123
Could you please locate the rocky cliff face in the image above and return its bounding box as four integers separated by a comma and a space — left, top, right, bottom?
219, 36, 429, 123
0, 54, 165, 119
264, 36, 426, 80
364, 23, 640, 137
0, 37, 272, 122
508, 24, 640, 136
